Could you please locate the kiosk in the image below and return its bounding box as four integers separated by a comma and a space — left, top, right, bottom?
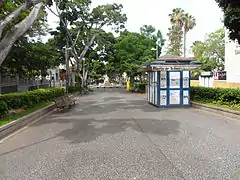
138, 55, 201, 108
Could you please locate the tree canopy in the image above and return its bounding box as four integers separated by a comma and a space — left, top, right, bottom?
114, 30, 161, 80
215, 0, 240, 41
191, 28, 225, 74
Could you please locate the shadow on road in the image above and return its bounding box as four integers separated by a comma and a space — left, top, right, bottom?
33, 116, 180, 144
0, 92, 182, 156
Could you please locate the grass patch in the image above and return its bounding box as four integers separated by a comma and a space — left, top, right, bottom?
193, 101, 240, 112
0, 101, 53, 127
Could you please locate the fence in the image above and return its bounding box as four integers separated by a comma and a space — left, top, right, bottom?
0, 75, 66, 94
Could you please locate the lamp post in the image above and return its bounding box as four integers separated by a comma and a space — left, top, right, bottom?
151, 41, 159, 59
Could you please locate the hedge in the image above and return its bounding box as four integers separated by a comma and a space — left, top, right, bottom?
132, 83, 146, 93
190, 86, 240, 105
68, 84, 83, 93
0, 87, 64, 117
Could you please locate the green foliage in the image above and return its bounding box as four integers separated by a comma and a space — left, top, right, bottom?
3, 38, 61, 76
167, 8, 196, 56
140, 25, 165, 57
191, 86, 240, 105
0, 101, 8, 117
191, 28, 225, 73
0, 88, 64, 114
0, 0, 48, 38
68, 84, 83, 93
134, 83, 146, 93
115, 31, 157, 78
167, 25, 183, 56
215, 0, 240, 41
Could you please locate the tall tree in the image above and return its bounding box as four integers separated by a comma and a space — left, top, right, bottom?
167, 25, 183, 56
115, 31, 156, 82
182, 13, 196, 57
50, 0, 127, 85
140, 25, 165, 57
215, 0, 240, 41
167, 8, 196, 56
167, 8, 184, 56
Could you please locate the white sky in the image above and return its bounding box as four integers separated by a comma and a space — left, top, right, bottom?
46, 0, 224, 55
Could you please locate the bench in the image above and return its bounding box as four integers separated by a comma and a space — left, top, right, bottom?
54, 95, 76, 110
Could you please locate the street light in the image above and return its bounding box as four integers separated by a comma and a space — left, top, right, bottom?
151, 41, 159, 59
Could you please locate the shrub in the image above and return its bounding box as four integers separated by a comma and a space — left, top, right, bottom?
190, 86, 240, 105
68, 84, 83, 93
0, 100, 8, 117
0, 87, 65, 110
134, 83, 146, 93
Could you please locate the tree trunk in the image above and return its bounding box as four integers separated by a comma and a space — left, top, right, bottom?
0, 2, 43, 66
65, 41, 70, 94
183, 30, 187, 57
0, 0, 42, 38
76, 34, 97, 74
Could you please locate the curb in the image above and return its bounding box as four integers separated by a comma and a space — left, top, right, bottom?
191, 102, 240, 118
0, 104, 56, 140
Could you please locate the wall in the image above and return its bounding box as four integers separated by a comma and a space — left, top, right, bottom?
225, 31, 240, 83
190, 80, 240, 88
190, 80, 199, 86
213, 81, 240, 88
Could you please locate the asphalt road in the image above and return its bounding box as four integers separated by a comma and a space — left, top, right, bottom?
0, 91, 240, 180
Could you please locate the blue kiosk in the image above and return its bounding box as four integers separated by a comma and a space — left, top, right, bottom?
138, 55, 201, 108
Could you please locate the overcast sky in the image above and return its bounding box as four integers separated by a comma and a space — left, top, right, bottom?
46, 0, 224, 55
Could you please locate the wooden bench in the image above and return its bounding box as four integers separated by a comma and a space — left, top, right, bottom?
54, 95, 76, 110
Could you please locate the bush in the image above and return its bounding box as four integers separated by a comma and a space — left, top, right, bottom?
0, 100, 8, 117
134, 83, 146, 93
68, 84, 83, 93
190, 86, 240, 105
0, 87, 65, 111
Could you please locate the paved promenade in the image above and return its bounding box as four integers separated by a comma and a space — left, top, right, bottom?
0, 91, 240, 179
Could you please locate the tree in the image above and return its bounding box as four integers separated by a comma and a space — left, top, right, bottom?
115, 31, 156, 83
182, 13, 196, 57
0, 0, 48, 66
167, 25, 183, 56
215, 0, 240, 41
140, 25, 156, 38
140, 25, 165, 57
50, 0, 127, 86
167, 8, 196, 56
167, 8, 184, 56
191, 28, 225, 74
2, 38, 61, 77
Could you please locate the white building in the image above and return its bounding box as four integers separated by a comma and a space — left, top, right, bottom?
225, 31, 240, 83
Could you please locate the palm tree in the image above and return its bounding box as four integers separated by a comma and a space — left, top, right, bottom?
182, 13, 196, 57
169, 8, 185, 29
168, 8, 185, 55
168, 8, 196, 57
167, 26, 183, 56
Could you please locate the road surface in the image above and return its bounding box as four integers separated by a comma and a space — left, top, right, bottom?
0, 91, 240, 180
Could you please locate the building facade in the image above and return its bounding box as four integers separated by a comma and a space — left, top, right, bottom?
225, 31, 240, 83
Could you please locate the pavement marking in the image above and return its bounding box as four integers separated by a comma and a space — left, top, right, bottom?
0, 109, 55, 144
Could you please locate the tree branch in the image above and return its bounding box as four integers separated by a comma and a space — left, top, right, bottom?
0, 2, 43, 66
45, 5, 59, 17
0, 0, 43, 39
78, 34, 97, 61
